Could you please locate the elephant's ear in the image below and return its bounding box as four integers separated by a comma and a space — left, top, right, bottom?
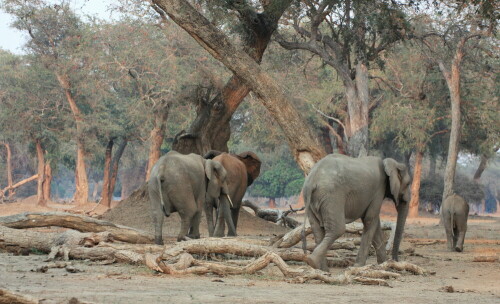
204, 150, 223, 160
236, 151, 262, 186
205, 160, 229, 196
383, 158, 406, 206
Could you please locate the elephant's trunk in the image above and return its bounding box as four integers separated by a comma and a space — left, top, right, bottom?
218, 194, 236, 236
392, 201, 409, 261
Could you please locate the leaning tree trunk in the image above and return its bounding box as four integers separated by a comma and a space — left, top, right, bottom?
56, 73, 89, 205
408, 150, 424, 218
108, 139, 127, 203
153, 0, 326, 173
35, 140, 47, 207
473, 154, 488, 181
43, 161, 52, 201
0, 142, 14, 197
101, 139, 114, 208
345, 63, 370, 158
172, 1, 293, 156
439, 43, 464, 204
146, 102, 169, 180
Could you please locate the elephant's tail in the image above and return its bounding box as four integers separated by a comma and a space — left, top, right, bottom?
450, 208, 455, 237
157, 175, 170, 217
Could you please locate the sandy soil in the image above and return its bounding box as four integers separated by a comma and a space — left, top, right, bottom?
1, 198, 499, 303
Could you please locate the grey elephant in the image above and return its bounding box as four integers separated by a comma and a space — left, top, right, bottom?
302, 153, 411, 271
147, 151, 230, 245
441, 194, 469, 252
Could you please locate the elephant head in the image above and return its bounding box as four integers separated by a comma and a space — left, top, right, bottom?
204, 159, 230, 201
383, 158, 412, 261
235, 151, 261, 186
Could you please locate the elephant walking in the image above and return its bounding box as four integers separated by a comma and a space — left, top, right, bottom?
442, 194, 469, 252
204, 151, 261, 237
147, 151, 230, 245
302, 153, 411, 271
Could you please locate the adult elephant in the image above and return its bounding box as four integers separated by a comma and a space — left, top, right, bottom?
302, 153, 411, 271
442, 194, 469, 252
204, 150, 261, 237
148, 151, 230, 245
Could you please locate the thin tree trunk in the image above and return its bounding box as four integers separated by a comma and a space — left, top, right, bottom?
439, 43, 464, 204
146, 103, 169, 180
408, 150, 424, 218
108, 140, 127, 202
473, 154, 488, 181
35, 140, 47, 207
172, 1, 293, 156
429, 156, 436, 179
345, 63, 370, 157
56, 73, 89, 205
153, 0, 326, 173
0, 175, 38, 198
43, 160, 52, 201
101, 139, 114, 208
0, 142, 14, 197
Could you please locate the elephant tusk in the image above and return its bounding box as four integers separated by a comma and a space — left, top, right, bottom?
225, 193, 234, 208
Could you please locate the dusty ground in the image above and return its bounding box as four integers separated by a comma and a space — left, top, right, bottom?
0, 198, 499, 303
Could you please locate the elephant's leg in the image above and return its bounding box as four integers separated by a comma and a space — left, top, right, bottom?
149, 190, 165, 245
355, 216, 381, 266
214, 207, 226, 237
187, 210, 201, 239
454, 214, 467, 252
308, 209, 325, 246
442, 213, 454, 251
452, 226, 459, 249
205, 201, 215, 237
177, 204, 196, 242
371, 221, 387, 264
306, 204, 344, 272
228, 207, 240, 237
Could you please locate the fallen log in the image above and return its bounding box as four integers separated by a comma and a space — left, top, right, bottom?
0, 212, 153, 244
472, 256, 499, 263
242, 201, 302, 228
0, 289, 39, 304
0, 174, 38, 199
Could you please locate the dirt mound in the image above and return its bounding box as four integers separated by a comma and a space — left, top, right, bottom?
101, 186, 290, 239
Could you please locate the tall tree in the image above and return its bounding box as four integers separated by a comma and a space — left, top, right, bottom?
152, 0, 326, 173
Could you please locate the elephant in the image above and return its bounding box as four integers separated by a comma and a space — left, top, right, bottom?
302, 153, 411, 271
147, 151, 230, 245
441, 194, 469, 252
204, 150, 261, 237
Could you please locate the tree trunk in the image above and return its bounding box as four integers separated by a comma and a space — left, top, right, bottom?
101, 139, 114, 208
473, 154, 488, 181
0, 175, 38, 199
43, 161, 52, 201
429, 156, 436, 179
439, 43, 464, 204
146, 103, 169, 180
345, 63, 370, 157
319, 126, 334, 154
408, 150, 424, 218
153, 0, 326, 173
109, 140, 127, 202
172, 1, 293, 156
0, 142, 14, 197
55, 73, 89, 205
35, 140, 47, 207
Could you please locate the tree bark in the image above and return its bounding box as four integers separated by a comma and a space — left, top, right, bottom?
43, 160, 52, 201
101, 139, 114, 208
0, 212, 153, 244
55, 73, 89, 205
35, 140, 47, 207
429, 156, 436, 179
146, 102, 169, 180
109, 139, 127, 202
408, 150, 424, 218
439, 40, 465, 204
0, 142, 14, 198
153, 0, 326, 173
172, 1, 293, 156
473, 154, 488, 181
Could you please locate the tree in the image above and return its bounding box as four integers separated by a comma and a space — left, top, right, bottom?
151, 0, 326, 173
277, 0, 412, 157
3, 0, 91, 204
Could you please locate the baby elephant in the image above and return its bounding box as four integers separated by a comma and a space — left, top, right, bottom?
442, 194, 469, 252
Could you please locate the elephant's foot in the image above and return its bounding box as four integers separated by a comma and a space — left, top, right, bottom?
187, 233, 200, 239
177, 235, 192, 242
306, 254, 329, 272
454, 246, 463, 252
154, 237, 164, 245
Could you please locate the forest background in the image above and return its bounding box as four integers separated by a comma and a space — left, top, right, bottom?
0, 0, 498, 217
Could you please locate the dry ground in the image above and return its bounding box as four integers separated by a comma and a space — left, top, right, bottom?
0, 198, 499, 303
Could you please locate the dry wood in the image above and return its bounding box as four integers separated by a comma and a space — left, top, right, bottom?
0, 174, 38, 199
243, 201, 302, 228
0, 289, 39, 304
0, 212, 153, 244
472, 256, 499, 263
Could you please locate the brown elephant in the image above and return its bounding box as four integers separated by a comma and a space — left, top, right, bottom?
204, 150, 261, 237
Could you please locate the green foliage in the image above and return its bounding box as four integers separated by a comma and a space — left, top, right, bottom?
420, 173, 485, 207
